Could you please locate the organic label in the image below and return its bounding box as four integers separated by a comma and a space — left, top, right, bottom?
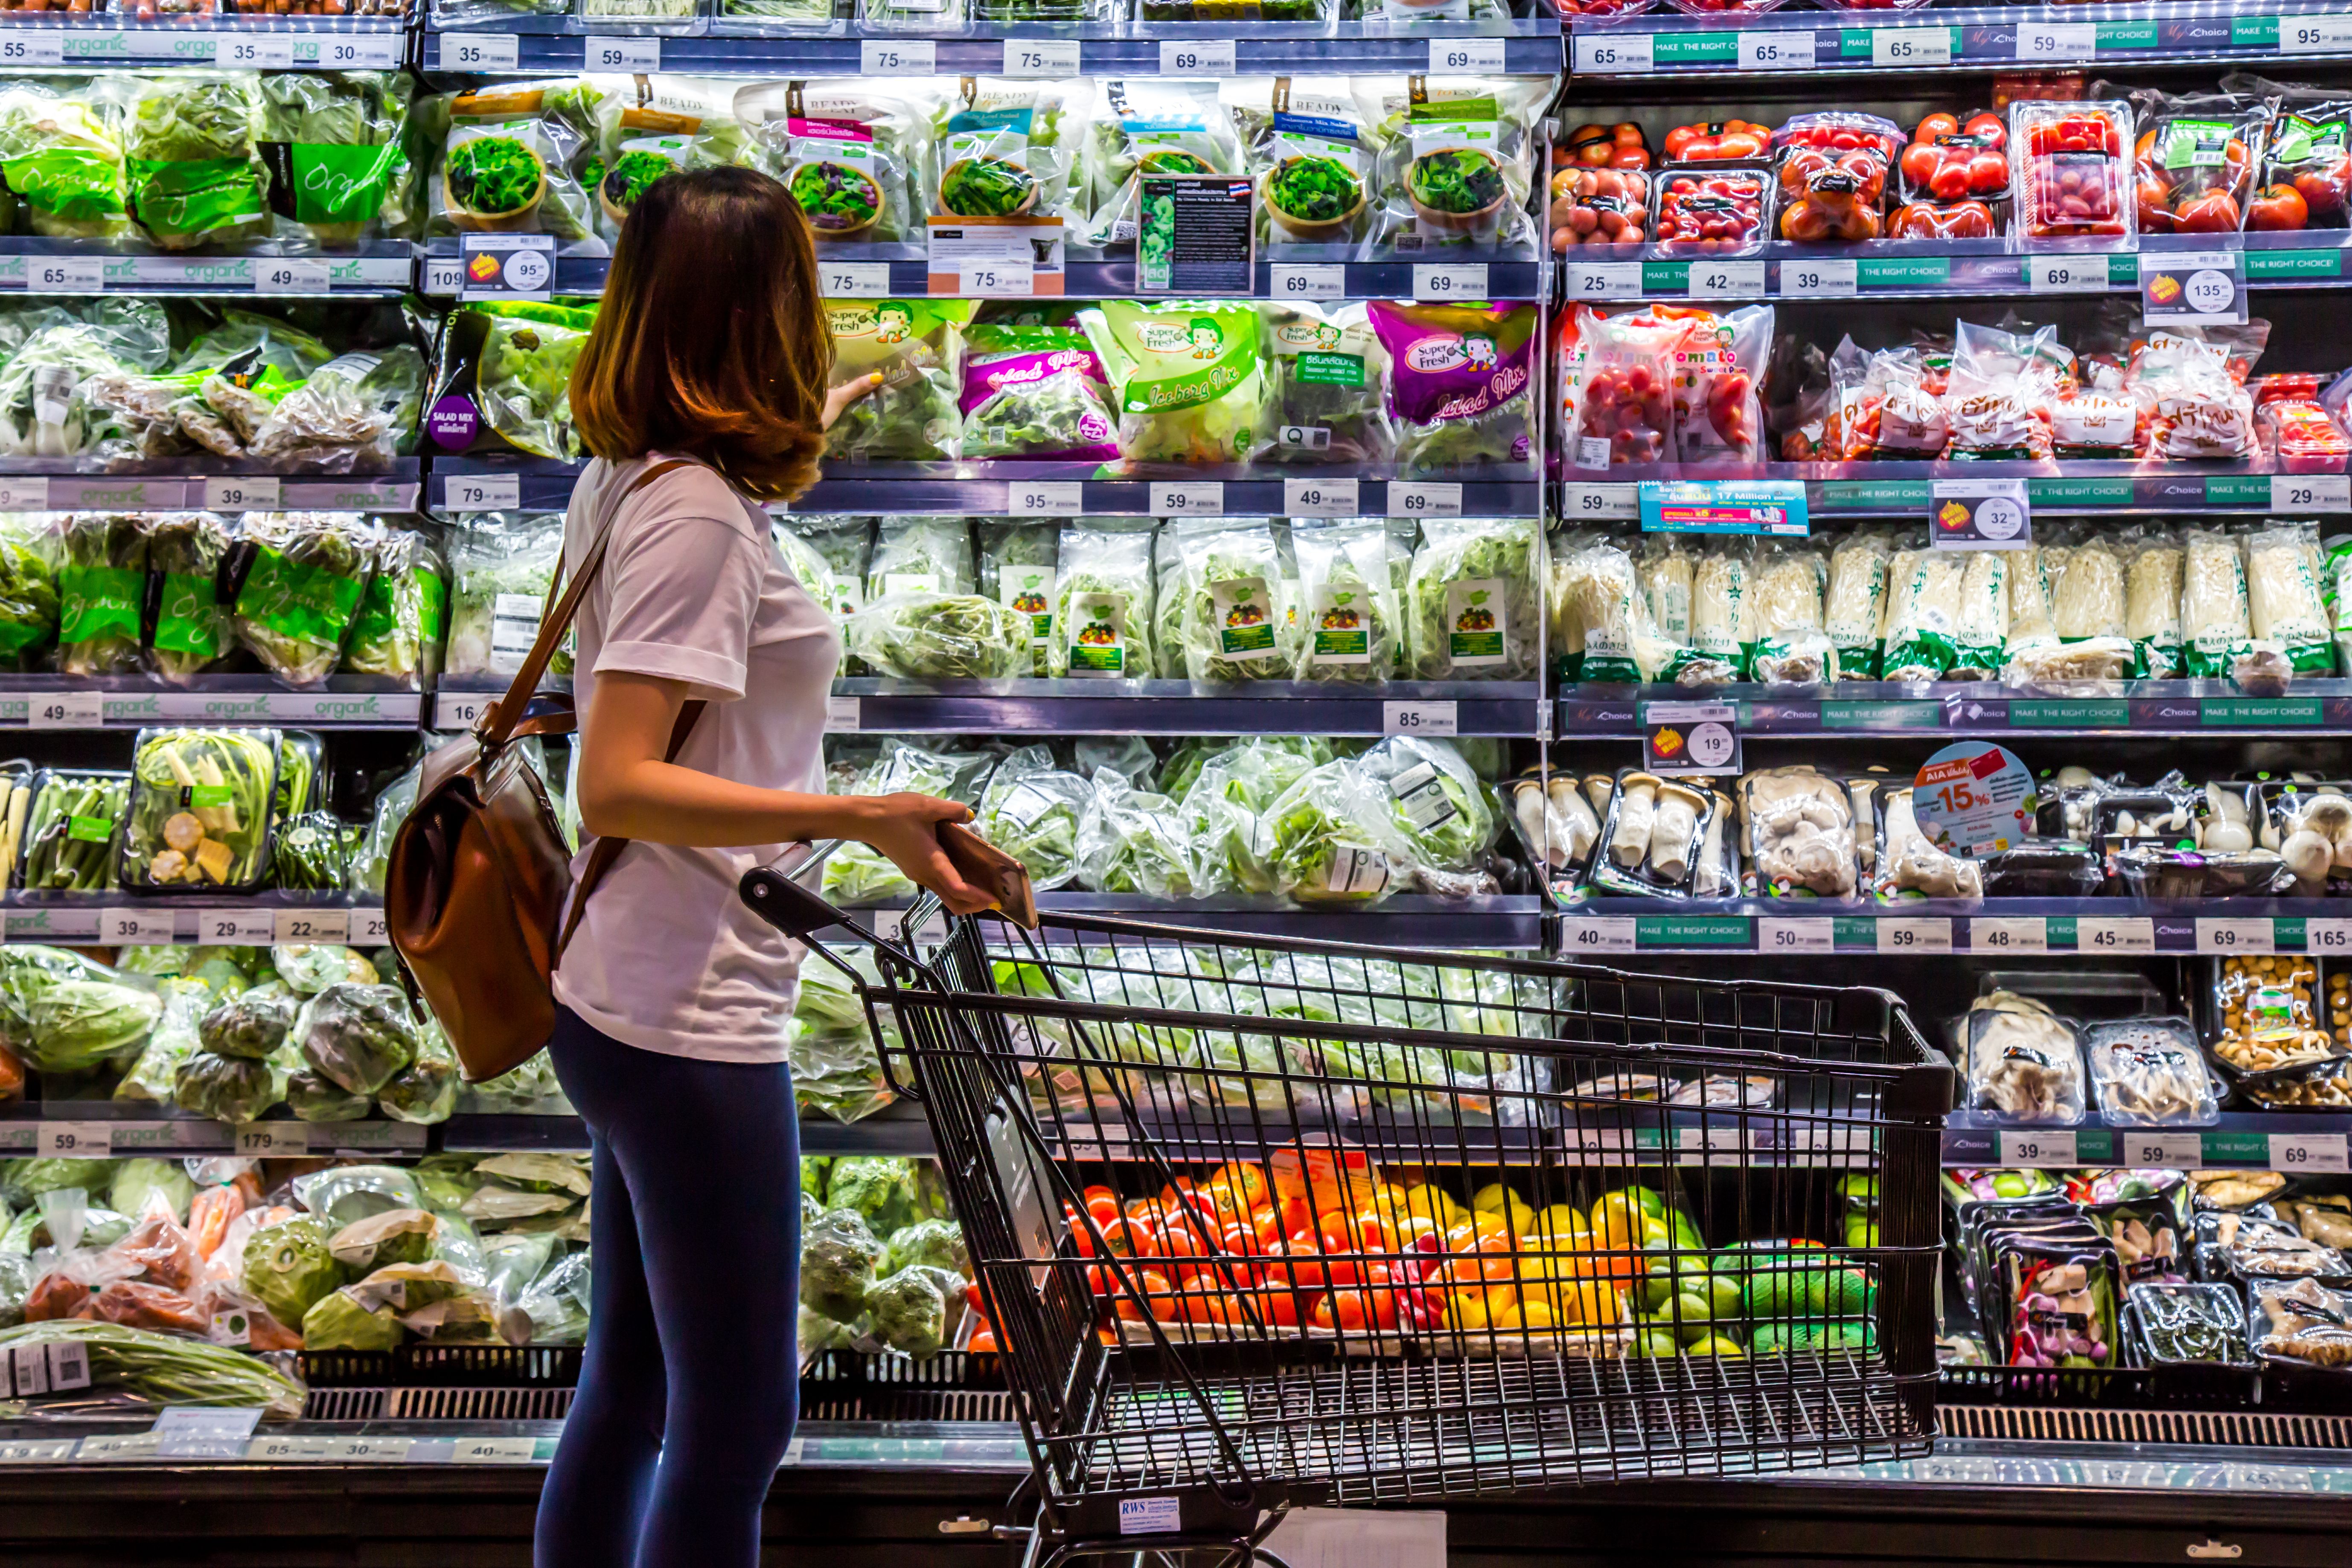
1443, 578, 1506, 665
1066, 591, 1128, 675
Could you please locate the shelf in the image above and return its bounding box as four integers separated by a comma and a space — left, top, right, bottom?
0, 239, 412, 299
441, 1100, 940, 1157
3, 895, 388, 946
0, 676, 422, 734
433, 455, 1544, 519
419, 239, 1545, 302
1943, 1112, 2351, 1172
1018, 890, 1548, 945
423, 15, 1562, 76
0, 461, 419, 515
1557, 461, 2346, 522
0, 1104, 424, 1161
1557, 681, 2352, 739
1553, 897, 2352, 957
832, 677, 1543, 737
1568, 3, 2352, 78
0, 15, 405, 70
1563, 233, 2352, 305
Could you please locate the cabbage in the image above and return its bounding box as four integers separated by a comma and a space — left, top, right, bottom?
240, 1215, 343, 1327
800, 1207, 884, 1322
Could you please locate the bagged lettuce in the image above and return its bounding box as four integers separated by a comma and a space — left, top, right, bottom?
144, 511, 234, 685
1356, 735, 1493, 882
1079, 300, 1269, 468
844, 591, 1029, 680
1356, 75, 1551, 253
958, 319, 1119, 463
1049, 521, 1155, 680
1175, 517, 1299, 685
444, 512, 566, 678
978, 521, 1058, 675
125, 74, 271, 252
1179, 738, 1330, 895
744, 80, 919, 246
1369, 300, 1537, 473
1261, 759, 1415, 905
247, 348, 422, 474
1080, 80, 1243, 249
824, 300, 971, 465
423, 81, 601, 248
866, 515, 972, 601
230, 511, 378, 686
0, 81, 131, 241
1291, 518, 1396, 684
1076, 768, 1207, 899
1405, 515, 1539, 681
343, 527, 446, 687
823, 744, 961, 905
975, 745, 1088, 891
258, 71, 413, 248
0, 511, 59, 670
1264, 303, 1394, 468
58, 512, 148, 677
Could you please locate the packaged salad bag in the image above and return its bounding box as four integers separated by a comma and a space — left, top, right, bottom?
58, 512, 148, 678
1174, 516, 1301, 685
0, 301, 172, 459
958, 317, 1120, 463
144, 510, 235, 687
742, 80, 921, 247
1050, 521, 1155, 679
422, 81, 602, 249
258, 72, 413, 250
444, 512, 568, 678
823, 299, 971, 464
344, 527, 446, 688
125, 74, 272, 253
1263, 302, 1395, 468
1355, 75, 1552, 254
247, 348, 423, 474
426, 300, 596, 461
1235, 76, 1376, 248
926, 79, 1078, 226
978, 521, 1058, 675
229, 512, 379, 686
1080, 80, 1244, 250
588, 78, 754, 241
866, 515, 972, 600
1368, 300, 1537, 473
1405, 515, 1539, 681
1291, 518, 1397, 684
1078, 300, 1269, 468
0, 80, 132, 242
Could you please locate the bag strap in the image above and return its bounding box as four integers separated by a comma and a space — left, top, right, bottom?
554, 692, 705, 962
476, 457, 696, 746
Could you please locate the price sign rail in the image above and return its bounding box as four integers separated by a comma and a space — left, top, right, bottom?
1556, 680, 2352, 740
1941, 1114, 2352, 1173
0, 462, 419, 516
0, 238, 412, 298
0, 16, 404, 70
823, 677, 1538, 739
1554, 897, 2352, 957
0, 675, 424, 732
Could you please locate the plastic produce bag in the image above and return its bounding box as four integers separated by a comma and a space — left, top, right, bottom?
294, 1164, 425, 1227
1076, 768, 1205, 899
1357, 75, 1549, 253
2182, 527, 2253, 677
293, 983, 420, 1097
1173, 517, 1297, 685
230, 512, 377, 684
1750, 540, 1834, 686
239, 1215, 341, 1328
823, 300, 971, 465
1370, 300, 1537, 473
172, 1051, 283, 1125
1405, 515, 1538, 681
1357, 735, 1492, 880
121, 728, 277, 893
142, 511, 234, 685
199, 988, 296, 1061
248, 349, 422, 474
1264, 303, 1394, 468
275, 944, 374, 995
1237, 76, 1376, 248
844, 592, 1029, 680
0, 304, 172, 459
354, 765, 419, 898
0, 81, 131, 241
57, 512, 147, 676
1081, 80, 1244, 249
1879, 542, 1961, 681
0, 511, 59, 671
2124, 530, 2184, 678
1262, 758, 1416, 905
433, 303, 594, 462
1049, 522, 1155, 680
976, 521, 1058, 675
1687, 538, 1754, 681
125, 74, 271, 252
1179, 738, 1327, 896
584, 79, 751, 239
926, 79, 1076, 225
1951, 550, 2009, 681
975, 746, 1088, 891
15, 772, 131, 897
344, 527, 445, 687
957, 318, 1119, 463
1292, 518, 1396, 683
425, 81, 601, 247
801, 1206, 885, 1321
740, 81, 918, 246
823, 745, 961, 905
445, 512, 566, 678
257, 71, 413, 248
113, 981, 209, 1107
1079, 300, 1269, 468
866, 515, 972, 601
1825, 530, 1890, 680
2245, 524, 2334, 673
377, 1024, 459, 1126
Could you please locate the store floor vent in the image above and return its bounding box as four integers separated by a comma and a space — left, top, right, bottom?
386, 1386, 576, 1423
303, 1387, 389, 1423
1943, 1404, 2352, 1450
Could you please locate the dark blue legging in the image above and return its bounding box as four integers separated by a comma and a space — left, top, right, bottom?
536, 1006, 800, 1568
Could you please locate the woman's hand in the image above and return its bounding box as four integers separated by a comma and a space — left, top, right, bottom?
851, 793, 998, 915
821, 371, 885, 432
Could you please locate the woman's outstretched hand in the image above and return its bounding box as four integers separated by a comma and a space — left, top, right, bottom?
821, 371, 885, 432
854, 793, 998, 915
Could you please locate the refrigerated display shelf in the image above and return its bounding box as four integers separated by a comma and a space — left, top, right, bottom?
1556, 682, 2352, 739
1, 893, 390, 946
434, 455, 1544, 520
1557, 463, 2347, 523
0, 1103, 426, 1161
829, 677, 1543, 738
1567, 3, 2352, 78
0, 15, 406, 71
423, 15, 1561, 76
0, 676, 423, 733
0, 462, 419, 515
1, 239, 413, 298
1554, 898, 2352, 958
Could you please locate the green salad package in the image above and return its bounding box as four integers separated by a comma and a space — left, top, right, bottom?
1079, 80, 1244, 249
125, 74, 273, 252
429, 300, 596, 463
957, 317, 1121, 463
590, 79, 753, 240
1076, 767, 1207, 899
844, 591, 1030, 680
1179, 736, 1330, 894
743, 80, 921, 246
927, 79, 1076, 224
1262, 757, 1417, 906
258, 71, 415, 248
823, 743, 964, 905
866, 515, 972, 601
1355, 75, 1551, 253
231, 511, 379, 685
16, 771, 130, 897
1235, 77, 1375, 247
1263, 302, 1395, 468
144, 509, 235, 685
0, 512, 59, 670
978, 520, 1059, 675
121, 727, 279, 893
823, 299, 971, 464
1405, 514, 1539, 681
0, 300, 172, 459
976, 745, 1089, 891
445, 511, 568, 678
422, 81, 602, 248
1291, 518, 1398, 684
0, 79, 133, 241
344, 526, 447, 687
1174, 516, 1300, 685
1368, 299, 1537, 473
1356, 734, 1495, 893
58, 512, 148, 677
247, 348, 424, 474
1079, 300, 1269, 468
1049, 521, 1155, 679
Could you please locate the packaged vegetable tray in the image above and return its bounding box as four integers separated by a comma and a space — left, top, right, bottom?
15, 769, 130, 898
229, 512, 378, 686
120, 728, 279, 894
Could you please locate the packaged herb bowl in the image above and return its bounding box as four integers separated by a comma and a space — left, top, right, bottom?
230, 511, 379, 686
1080, 80, 1245, 250
589, 79, 754, 240
16, 769, 131, 897
422, 81, 602, 246
926, 79, 1077, 225
121, 727, 280, 894
742, 80, 921, 246
1238, 75, 1381, 245
1356, 75, 1552, 254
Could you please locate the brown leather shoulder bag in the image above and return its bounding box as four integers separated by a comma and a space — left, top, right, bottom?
387, 459, 706, 1081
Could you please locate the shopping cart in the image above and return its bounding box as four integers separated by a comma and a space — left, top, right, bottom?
745, 855, 1953, 1568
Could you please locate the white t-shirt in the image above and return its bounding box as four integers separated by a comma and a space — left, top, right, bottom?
551, 453, 839, 1063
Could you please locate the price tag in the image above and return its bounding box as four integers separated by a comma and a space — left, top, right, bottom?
1759, 918, 1834, 953
28, 255, 105, 294
1737, 30, 1814, 70
1159, 39, 1235, 76
152, 1407, 263, 1460
449, 1437, 540, 1464
247, 1436, 335, 1462
38, 1123, 111, 1158
2197, 917, 2274, 954
1152, 482, 1224, 517
100, 908, 176, 946
2122, 1131, 2205, 1170
203, 476, 280, 511
1999, 1130, 2078, 1167
0, 1441, 76, 1463
860, 40, 936, 75
2268, 1133, 2350, 1173
423, 256, 465, 296
1388, 481, 1462, 518
2141, 248, 2245, 326
1971, 916, 2048, 954
445, 472, 522, 512
1643, 701, 1738, 775
333, 1437, 414, 1462
1283, 477, 1358, 517
957, 259, 1034, 297
1383, 701, 1458, 737
1429, 36, 1508, 72
1561, 483, 1639, 521
1009, 481, 1083, 516
199, 907, 277, 945
1677, 1126, 1745, 1153
274, 908, 352, 945
1572, 32, 1653, 73
1003, 38, 1080, 77
2076, 915, 2154, 953
1872, 27, 1953, 66
351, 907, 390, 945
1412, 264, 1488, 300
0, 33, 64, 67
2271, 474, 2352, 513
219, 35, 297, 69
1563, 262, 1643, 300
2027, 255, 2115, 294
2280, 13, 2352, 52
1930, 477, 2032, 550
2308, 917, 2352, 952
235, 1123, 309, 1158
1558, 917, 1636, 955
434, 692, 489, 732
1783, 258, 1857, 297
76, 1434, 161, 1463
1270, 265, 1345, 300
439, 33, 520, 71
1688, 260, 1766, 299
820, 262, 891, 299
27, 689, 105, 729
2015, 22, 2098, 61
0, 476, 49, 510
586, 35, 661, 71
1876, 918, 1953, 954
824, 695, 862, 733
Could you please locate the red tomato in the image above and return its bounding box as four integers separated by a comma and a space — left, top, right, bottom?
1928, 161, 1972, 201
1082, 1187, 1120, 1228
1963, 113, 2006, 150
1267, 1233, 1328, 1292
1114, 1268, 1176, 1323
1899, 143, 1941, 189
2250, 183, 2311, 231
1917, 112, 1960, 143
1246, 1286, 1303, 1329
1965, 152, 2008, 193
967, 1328, 998, 1353
2175, 189, 2242, 233
1099, 1216, 1159, 1260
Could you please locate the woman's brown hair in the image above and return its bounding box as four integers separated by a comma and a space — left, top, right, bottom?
571, 166, 834, 501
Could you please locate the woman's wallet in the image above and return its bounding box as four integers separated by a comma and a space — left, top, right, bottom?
938, 820, 1038, 928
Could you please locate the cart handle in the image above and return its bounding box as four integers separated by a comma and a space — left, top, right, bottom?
739, 843, 929, 978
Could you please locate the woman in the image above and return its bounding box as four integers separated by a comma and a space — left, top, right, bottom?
539, 166, 995, 1568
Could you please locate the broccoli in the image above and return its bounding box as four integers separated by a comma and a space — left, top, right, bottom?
826, 1157, 924, 1239
800, 1207, 885, 1323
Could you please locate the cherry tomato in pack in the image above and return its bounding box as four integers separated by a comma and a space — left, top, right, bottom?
2131, 98, 2259, 236
1889, 200, 1999, 239
2256, 100, 2352, 227
1772, 113, 1900, 244
1655, 167, 1769, 254
1565, 305, 1685, 468
1664, 120, 1771, 163
2013, 100, 2133, 240
2256, 376, 2352, 473
1897, 110, 2011, 208
1565, 122, 1653, 172
1550, 165, 1650, 251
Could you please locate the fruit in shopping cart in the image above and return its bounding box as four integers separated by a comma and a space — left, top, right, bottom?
2250, 184, 2311, 231
1266, 1234, 1328, 1292
1246, 1285, 1306, 1329
1527, 1203, 1596, 1254
1396, 1282, 1444, 1331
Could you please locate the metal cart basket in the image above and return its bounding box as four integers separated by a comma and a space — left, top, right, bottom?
746, 864, 1953, 1568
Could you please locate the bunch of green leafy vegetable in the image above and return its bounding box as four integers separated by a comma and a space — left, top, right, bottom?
789, 160, 878, 230
114, 980, 210, 1107
199, 988, 296, 1060
0, 945, 161, 1073
232, 511, 377, 685
122, 727, 279, 891
144, 510, 232, 684
976, 746, 1089, 890
173, 1049, 283, 1124
824, 306, 968, 466
1405, 515, 1539, 682
1356, 735, 1493, 874
1409, 148, 1505, 215
940, 155, 1033, 218
1176, 737, 1329, 896
258, 71, 413, 247
125, 75, 271, 252
1261, 759, 1414, 905
447, 135, 544, 218
56, 513, 147, 676
474, 304, 594, 460
1174, 519, 1299, 684
0, 306, 169, 458
17, 773, 130, 895
1269, 154, 1361, 223
343, 528, 444, 686
295, 982, 419, 1097
272, 811, 353, 892
275, 944, 376, 995
0, 1320, 303, 1417
1291, 518, 1397, 684
0, 84, 131, 241
377, 1022, 458, 1125
1076, 768, 1207, 899
445, 512, 565, 677
789, 957, 893, 1125
823, 745, 962, 905
0, 512, 57, 669
801, 1206, 886, 1321
844, 592, 1028, 681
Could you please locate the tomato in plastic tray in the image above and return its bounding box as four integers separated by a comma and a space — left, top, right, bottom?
1564, 305, 1684, 468
1562, 121, 1652, 173
2131, 93, 2263, 236
2256, 375, 2351, 473
1550, 166, 1649, 251
1663, 120, 1770, 163
1655, 166, 1770, 254
1889, 201, 2000, 240
1898, 111, 2011, 206
2253, 94, 2352, 230
2014, 101, 2132, 240
1773, 112, 1900, 244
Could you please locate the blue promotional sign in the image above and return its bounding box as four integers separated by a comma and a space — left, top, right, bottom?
1638, 480, 1810, 536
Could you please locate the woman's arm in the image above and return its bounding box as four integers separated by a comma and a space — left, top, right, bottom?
578, 669, 996, 914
